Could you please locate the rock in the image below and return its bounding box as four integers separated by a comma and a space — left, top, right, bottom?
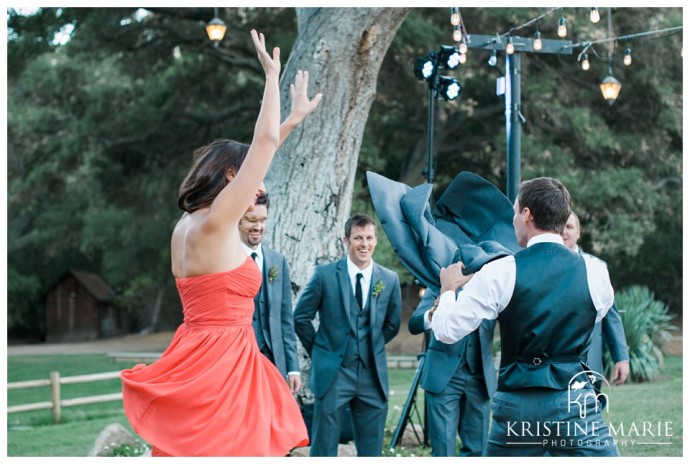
400, 423, 425, 447
289, 442, 357, 457
87, 422, 141, 457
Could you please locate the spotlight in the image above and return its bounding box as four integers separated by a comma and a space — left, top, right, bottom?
438, 75, 461, 101
438, 45, 461, 70
414, 55, 437, 81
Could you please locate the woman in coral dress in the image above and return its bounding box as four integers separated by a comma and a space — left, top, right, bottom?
120, 29, 322, 457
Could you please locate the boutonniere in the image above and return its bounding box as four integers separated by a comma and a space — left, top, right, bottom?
372, 280, 385, 298
268, 265, 280, 284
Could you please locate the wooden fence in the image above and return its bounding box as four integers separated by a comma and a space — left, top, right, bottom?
7, 370, 122, 424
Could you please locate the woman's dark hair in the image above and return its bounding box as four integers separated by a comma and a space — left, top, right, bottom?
178, 139, 250, 212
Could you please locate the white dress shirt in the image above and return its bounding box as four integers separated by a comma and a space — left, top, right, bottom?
347, 257, 373, 309
430, 233, 614, 344
242, 243, 263, 273
242, 242, 299, 377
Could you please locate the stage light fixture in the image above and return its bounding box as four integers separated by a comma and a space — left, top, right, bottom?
414, 55, 437, 81
438, 75, 461, 101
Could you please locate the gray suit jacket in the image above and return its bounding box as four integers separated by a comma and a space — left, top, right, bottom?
293, 258, 402, 399
255, 246, 300, 378
409, 288, 497, 396
587, 305, 629, 375
578, 250, 629, 375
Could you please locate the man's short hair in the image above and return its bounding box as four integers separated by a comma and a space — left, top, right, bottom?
517, 177, 572, 233
344, 213, 377, 238
256, 192, 270, 209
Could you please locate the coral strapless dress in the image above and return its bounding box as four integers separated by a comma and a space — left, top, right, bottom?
121, 257, 309, 456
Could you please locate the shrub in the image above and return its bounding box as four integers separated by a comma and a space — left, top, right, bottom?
604, 285, 676, 382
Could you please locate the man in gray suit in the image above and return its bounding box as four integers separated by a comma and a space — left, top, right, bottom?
561, 211, 629, 387
409, 287, 496, 456
239, 193, 301, 393
294, 213, 402, 456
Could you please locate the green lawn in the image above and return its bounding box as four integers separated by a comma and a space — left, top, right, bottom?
6, 354, 683, 457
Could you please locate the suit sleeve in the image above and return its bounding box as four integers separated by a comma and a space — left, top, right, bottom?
382, 272, 402, 344
293, 266, 323, 356
601, 303, 629, 363
279, 257, 300, 373
408, 287, 438, 335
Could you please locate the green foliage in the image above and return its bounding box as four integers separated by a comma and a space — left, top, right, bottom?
7, 7, 683, 341
106, 441, 150, 457
605, 285, 676, 382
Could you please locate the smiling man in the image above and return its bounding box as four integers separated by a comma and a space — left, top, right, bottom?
238, 193, 302, 394
293, 213, 402, 456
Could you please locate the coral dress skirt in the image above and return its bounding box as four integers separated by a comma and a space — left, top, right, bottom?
121, 257, 309, 456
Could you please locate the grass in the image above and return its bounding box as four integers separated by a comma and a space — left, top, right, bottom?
6, 354, 683, 457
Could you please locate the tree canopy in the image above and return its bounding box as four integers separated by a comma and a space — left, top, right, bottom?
6, 7, 682, 340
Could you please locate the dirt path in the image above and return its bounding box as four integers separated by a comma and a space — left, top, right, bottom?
7, 331, 176, 356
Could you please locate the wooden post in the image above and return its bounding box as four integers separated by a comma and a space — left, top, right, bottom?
50, 371, 61, 423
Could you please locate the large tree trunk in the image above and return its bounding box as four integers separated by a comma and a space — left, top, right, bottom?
265, 7, 410, 297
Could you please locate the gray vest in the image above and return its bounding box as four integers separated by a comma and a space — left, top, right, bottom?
252, 280, 271, 356
498, 243, 596, 391
342, 291, 373, 368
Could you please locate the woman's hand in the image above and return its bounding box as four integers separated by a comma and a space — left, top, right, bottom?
288, 70, 323, 122
251, 29, 280, 78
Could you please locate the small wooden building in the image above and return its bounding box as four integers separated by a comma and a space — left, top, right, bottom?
45, 269, 128, 343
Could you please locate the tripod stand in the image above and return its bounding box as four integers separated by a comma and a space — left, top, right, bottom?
387, 334, 430, 452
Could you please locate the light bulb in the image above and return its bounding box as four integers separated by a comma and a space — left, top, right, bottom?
506, 37, 515, 55
590, 7, 600, 23
459, 41, 468, 54
450, 9, 460, 26
459, 52, 467, 64
488, 51, 497, 67
533, 31, 543, 51
581, 53, 590, 71
557, 17, 567, 38
623, 48, 632, 66
453, 27, 462, 42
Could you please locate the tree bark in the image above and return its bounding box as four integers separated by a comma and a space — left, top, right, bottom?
265, 7, 410, 298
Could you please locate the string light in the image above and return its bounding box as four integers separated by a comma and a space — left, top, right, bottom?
459, 39, 468, 54
623, 48, 632, 65
581, 53, 590, 71
590, 7, 600, 24
557, 14, 568, 38
459, 52, 467, 64
453, 25, 462, 42
450, 7, 461, 26
532, 17, 543, 52
505, 36, 515, 55
488, 50, 498, 67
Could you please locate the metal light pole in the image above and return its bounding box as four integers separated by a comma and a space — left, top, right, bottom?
465, 34, 572, 201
